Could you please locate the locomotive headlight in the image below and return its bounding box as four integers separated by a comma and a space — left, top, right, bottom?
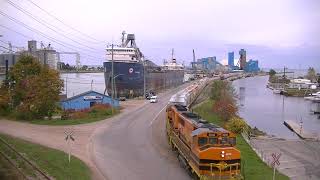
221, 151, 225, 158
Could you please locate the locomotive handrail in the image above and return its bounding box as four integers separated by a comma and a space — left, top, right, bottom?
209, 162, 241, 180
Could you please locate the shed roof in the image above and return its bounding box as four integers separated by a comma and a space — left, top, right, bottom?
60, 90, 110, 102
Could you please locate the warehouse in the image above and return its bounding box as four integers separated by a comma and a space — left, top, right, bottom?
60, 90, 119, 111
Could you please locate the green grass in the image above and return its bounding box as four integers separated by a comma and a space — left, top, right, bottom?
29, 109, 119, 126
0, 133, 91, 180
0, 153, 21, 180
193, 99, 289, 180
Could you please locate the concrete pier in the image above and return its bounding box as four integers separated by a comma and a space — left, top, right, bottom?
284, 120, 319, 141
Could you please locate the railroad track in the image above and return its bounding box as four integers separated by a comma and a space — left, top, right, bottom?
0, 137, 52, 180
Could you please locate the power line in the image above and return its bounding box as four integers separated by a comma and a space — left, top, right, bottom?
5, 0, 102, 53
0, 10, 102, 60
0, 25, 103, 63
0, 24, 33, 40
24, 0, 105, 44
0, 45, 16, 53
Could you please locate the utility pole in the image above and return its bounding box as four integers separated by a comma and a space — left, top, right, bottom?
5, 60, 8, 81
111, 44, 114, 114
143, 60, 146, 98
65, 77, 68, 97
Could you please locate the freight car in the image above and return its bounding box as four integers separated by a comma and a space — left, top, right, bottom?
166, 104, 242, 180
169, 78, 209, 107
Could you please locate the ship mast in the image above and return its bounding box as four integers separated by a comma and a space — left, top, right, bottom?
171, 48, 176, 63
121, 31, 126, 47
171, 48, 174, 60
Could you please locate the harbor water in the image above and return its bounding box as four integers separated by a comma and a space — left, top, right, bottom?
60, 73, 106, 98
233, 76, 320, 139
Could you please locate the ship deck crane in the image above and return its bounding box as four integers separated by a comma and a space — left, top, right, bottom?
56, 52, 81, 69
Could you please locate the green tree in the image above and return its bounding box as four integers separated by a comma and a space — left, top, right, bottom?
6, 55, 63, 120
269, 69, 276, 76
306, 67, 317, 82
212, 96, 238, 121
210, 80, 235, 101
210, 80, 237, 121
81, 65, 88, 71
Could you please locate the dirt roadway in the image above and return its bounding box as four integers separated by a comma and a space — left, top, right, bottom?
0, 99, 146, 180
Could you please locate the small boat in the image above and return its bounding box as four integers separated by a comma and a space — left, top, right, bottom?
273, 88, 284, 94
310, 97, 320, 103
311, 91, 320, 96
273, 89, 281, 94
304, 93, 320, 101
304, 96, 316, 100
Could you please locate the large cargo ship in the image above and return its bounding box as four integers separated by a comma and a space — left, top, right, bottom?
103, 31, 184, 98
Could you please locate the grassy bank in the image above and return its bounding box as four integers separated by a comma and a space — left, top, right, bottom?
193, 100, 289, 180
0, 133, 91, 180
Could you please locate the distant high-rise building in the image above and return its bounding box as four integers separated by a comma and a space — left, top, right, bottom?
228, 52, 234, 68
244, 59, 260, 72
239, 49, 246, 70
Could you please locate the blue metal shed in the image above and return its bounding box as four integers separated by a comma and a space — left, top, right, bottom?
60, 90, 119, 111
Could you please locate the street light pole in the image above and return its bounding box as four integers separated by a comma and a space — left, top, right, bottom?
143, 61, 146, 98
111, 44, 114, 114
113, 74, 124, 100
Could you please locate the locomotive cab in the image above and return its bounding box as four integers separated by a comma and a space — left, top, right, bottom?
166, 103, 242, 179
192, 130, 241, 179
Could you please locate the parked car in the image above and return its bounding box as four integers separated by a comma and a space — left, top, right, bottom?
119, 96, 126, 101
150, 96, 158, 103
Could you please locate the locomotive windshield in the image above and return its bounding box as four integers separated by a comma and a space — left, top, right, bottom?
197, 136, 236, 147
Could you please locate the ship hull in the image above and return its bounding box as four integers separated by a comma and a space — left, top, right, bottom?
103, 61, 184, 98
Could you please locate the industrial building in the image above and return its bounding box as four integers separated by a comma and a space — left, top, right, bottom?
191, 56, 222, 73
0, 53, 20, 74
0, 40, 59, 71
25, 40, 58, 69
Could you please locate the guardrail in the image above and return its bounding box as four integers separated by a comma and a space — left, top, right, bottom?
0, 137, 52, 180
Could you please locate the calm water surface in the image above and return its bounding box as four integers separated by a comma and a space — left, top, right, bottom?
1, 73, 106, 97
60, 73, 105, 97
233, 76, 320, 139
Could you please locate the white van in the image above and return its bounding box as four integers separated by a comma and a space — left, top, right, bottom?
150, 96, 158, 103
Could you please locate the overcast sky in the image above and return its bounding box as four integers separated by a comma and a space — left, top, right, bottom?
0, 0, 319, 69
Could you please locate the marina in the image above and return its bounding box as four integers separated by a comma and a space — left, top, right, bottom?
233, 75, 320, 139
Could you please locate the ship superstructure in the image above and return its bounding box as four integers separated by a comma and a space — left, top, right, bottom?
106, 31, 143, 62
161, 49, 184, 71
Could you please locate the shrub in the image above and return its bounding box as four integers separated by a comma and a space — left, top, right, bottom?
0, 87, 11, 116
225, 117, 248, 134
212, 97, 238, 121
61, 111, 70, 120
70, 111, 87, 119
90, 104, 110, 112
